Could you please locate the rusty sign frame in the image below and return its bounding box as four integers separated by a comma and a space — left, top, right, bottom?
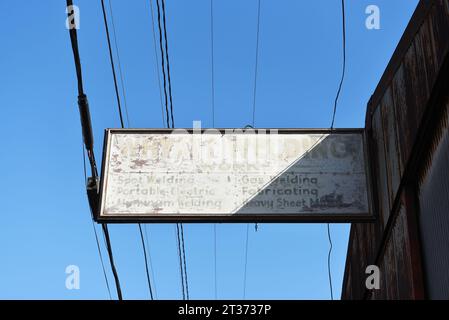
94, 128, 375, 223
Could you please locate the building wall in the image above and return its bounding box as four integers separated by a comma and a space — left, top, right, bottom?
342, 0, 449, 300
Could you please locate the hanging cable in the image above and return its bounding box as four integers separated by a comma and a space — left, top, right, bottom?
160, 0, 175, 128
149, 0, 166, 127
175, 224, 186, 300
330, 0, 346, 130
211, 0, 216, 127
83, 146, 112, 300
327, 0, 346, 301
242, 223, 250, 299
144, 225, 158, 298
101, 224, 123, 299
108, 0, 131, 127
101, 0, 155, 300
155, 0, 171, 128
252, 0, 261, 127
139, 224, 154, 299
155, 0, 189, 300
66, 0, 122, 300
180, 224, 190, 299
100, 0, 125, 128
243, 0, 262, 298
210, 0, 219, 300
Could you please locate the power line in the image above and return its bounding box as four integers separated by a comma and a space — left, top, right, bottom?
243, 0, 262, 299
101, 224, 123, 299
108, 0, 131, 127
101, 0, 154, 300
327, 0, 347, 301
100, 0, 125, 128
83, 146, 112, 300
330, 0, 346, 130
175, 224, 186, 300
243, 223, 250, 299
66, 0, 122, 300
160, 0, 175, 128
155, 0, 171, 128
211, 0, 216, 127
148, 0, 166, 127
139, 224, 154, 299
210, 0, 218, 300
144, 225, 158, 298
154, 0, 189, 300
252, 0, 261, 127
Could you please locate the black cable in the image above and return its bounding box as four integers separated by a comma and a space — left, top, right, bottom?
155, 0, 189, 300
144, 225, 158, 298
138, 224, 154, 299
83, 146, 112, 300
155, 0, 171, 128
108, 0, 131, 127
243, 223, 250, 299
102, 224, 123, 300
149, 0, 166, 127
175, 224, 186, 300
66, 0, 122, 300
327, 224, 334, 300
252, 0, 261, 127
330, 0, 346, 130
66, 1, 83, 96
327, 0, 346, 301
100, 0, 125, 128
160, 0, 175, 128
101, 0, 156, 301
210, 0, 216, 127
180, 224, 189, 299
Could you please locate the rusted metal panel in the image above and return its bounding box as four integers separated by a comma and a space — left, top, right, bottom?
381, 88, 402, 207
371, 106, 391, 229
97, 129, 371, 222
343, 0, 449, 300
391, 64, 411, 171
429, 1, 449, 68
414, 20, 438, 103
392, 205, 414, 299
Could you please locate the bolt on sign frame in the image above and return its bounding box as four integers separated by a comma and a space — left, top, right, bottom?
94, 128, 374, 223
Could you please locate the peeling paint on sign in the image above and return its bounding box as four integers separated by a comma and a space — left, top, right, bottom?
98, 129, 371, 222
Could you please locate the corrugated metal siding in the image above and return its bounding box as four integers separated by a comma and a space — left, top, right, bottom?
418, 105, 449, 299
342, 0, 449, 300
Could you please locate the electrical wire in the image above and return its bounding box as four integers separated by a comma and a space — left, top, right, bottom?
102, 224, 123, 300
160, 0, 175, 128
330, 0, 346, 130
148, 0, 166, 127
139, 224, 154, 299
242, 223, 250, 299
144, 225, 158, 298
155, 0, 171, 128
108, 0, 131, 127
101, 0, 155, 300
252, 0, 261, 127
154, 0, 189, 300
100, 0, 125, 128
327, 0, 347, 301
83, 146, 112, 300
243, 0, 262, 299
211, 0, 216, 127
66, 0, 122, 300
210, 0, 218, 300
175, 224, 186, 300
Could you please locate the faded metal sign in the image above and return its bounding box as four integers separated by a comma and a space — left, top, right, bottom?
97, 128, 372, 222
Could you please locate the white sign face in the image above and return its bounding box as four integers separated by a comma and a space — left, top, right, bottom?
98, 129, 371, 222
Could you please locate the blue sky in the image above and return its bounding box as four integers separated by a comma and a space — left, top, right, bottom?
0, 0, 418, 299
